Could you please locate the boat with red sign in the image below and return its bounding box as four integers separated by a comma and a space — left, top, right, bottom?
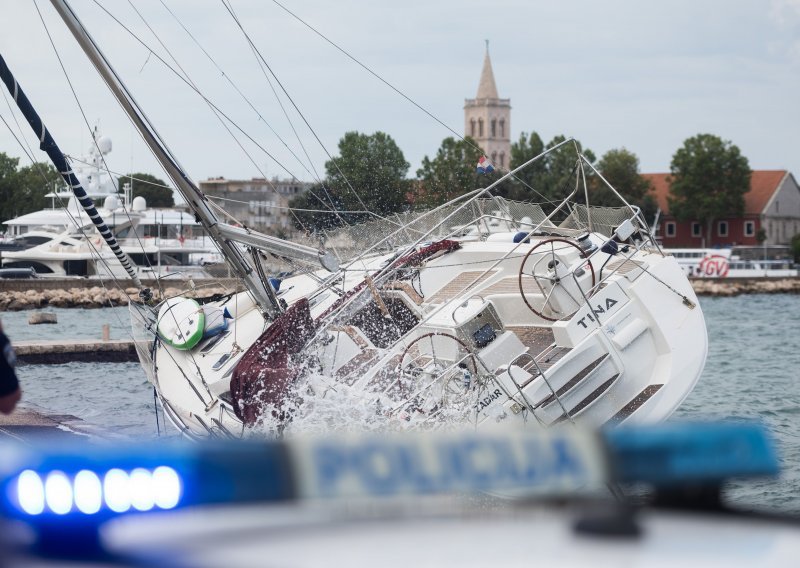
665, 247, 798, 278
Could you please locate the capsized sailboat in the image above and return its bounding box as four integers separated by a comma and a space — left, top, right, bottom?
9, 0, 707, 439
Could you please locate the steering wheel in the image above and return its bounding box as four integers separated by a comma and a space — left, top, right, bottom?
517, 237, 595, 322
395, 332, 478, 411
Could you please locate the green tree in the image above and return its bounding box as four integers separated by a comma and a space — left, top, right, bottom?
119, 173, 174, 207
509, 133, 596, 203
288, 184, 345, 232
0, 153, 63, 228
325, 131, 409, 222
791, 233, 800, 263
668, 134, 750, 245
415, 136, 492, 208
509, 131, 547, 199
0, 153, 21, 226
592, 148, 657, 222
14, 162, 62, 211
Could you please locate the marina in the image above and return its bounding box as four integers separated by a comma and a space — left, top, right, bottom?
0, 1, 799, 564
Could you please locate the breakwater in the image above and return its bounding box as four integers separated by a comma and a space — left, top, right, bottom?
14, 339, 137, 364
0, 277, 797, 310
690, 277, 800, 297
0, 278, 242, 310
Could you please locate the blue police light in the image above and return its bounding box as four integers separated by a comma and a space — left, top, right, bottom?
16, 470, 45, 516
152, 465, 182, 510
10, 465, 182, 518
73, 470, 102, 515
44, 471, 72, 515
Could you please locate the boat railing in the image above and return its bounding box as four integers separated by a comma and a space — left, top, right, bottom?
506, 352, 572, 426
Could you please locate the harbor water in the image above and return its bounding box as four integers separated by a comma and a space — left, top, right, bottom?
2, 295, 799, 512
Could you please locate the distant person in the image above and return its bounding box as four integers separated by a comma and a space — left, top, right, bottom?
0, 319, 21, 414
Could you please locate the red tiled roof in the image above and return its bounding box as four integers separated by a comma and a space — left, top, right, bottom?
642, 170, 787, 215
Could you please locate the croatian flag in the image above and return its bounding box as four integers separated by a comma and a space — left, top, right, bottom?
476, 156, 495, 174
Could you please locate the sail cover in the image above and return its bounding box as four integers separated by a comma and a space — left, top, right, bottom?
230, 298, 316, 426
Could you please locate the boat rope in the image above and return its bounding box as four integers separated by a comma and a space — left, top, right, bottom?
220, 0, 370, 225
88, 0, 347, 234
0, 53, 144, 291
32, 0, 176, 302
269, 0, 555, 205
157, 0, 329, 197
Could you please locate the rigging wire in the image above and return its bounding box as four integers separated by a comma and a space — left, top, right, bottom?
157, 0, 321, 187
88, 0, 339, 220
121, 0, 313, 233
116, 0, 234, 382
32, 0, 166, 294
269, 0, 556, 204
220, 0, 377, 221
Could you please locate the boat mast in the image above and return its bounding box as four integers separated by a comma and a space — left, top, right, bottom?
0, 53, 143, 290
49, 0, 338, 317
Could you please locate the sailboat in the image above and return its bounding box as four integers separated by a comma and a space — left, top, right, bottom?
2, 1, 707, 439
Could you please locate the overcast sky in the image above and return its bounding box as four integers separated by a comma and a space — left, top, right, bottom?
0, 0, 798, 193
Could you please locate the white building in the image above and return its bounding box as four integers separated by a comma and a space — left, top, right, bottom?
198, 177, 310, 234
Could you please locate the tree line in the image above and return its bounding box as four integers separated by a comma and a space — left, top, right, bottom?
1, 131, 751, 241
289, 130, 751, 236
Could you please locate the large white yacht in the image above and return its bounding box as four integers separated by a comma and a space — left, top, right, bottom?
1, 131, 221, 279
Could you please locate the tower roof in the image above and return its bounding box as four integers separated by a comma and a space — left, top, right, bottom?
476, 45, 499, 99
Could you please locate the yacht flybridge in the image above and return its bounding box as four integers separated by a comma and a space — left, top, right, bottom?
0, 0, 707, 438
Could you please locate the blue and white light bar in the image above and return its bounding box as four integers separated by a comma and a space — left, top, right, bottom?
0, 422, 778, 521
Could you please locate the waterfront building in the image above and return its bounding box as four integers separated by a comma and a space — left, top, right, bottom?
198, 177, 310, 234
645, 170, 800, 248
464, 44, 511, 170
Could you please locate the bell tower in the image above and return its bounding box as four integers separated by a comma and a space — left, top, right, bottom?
464, 41, 511, 169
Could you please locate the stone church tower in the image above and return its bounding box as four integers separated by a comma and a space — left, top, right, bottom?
464, 43, 511, 169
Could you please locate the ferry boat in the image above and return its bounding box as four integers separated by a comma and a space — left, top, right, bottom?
664, 247, 798, 278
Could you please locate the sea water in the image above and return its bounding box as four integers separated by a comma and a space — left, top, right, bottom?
3, 295, 800, 512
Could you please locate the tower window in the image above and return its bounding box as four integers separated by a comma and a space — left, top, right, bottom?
478, 119, 483, 137
470, 119, 476, 137
491, 119, 496, 138
500, 152, 505, 168
500, 119, 505, 138
491, 152, 497, 164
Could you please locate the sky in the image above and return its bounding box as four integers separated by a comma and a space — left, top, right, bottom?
0, 0, 798, 195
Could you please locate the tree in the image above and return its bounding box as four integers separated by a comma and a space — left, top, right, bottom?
668, 134, 750, 246
0, 153, 21, 225
509, 131, 547, 199
119, 173, 174, 207
288, 184, 345, 232
592, 148, 657, 222
324, 131, 410, 222
14, 162, 62, 212
0, 153, 62, 228
415, 136, 495, 207
509, 133, 596, 203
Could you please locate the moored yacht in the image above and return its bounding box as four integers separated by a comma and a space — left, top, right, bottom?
1, 130, 220, 279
